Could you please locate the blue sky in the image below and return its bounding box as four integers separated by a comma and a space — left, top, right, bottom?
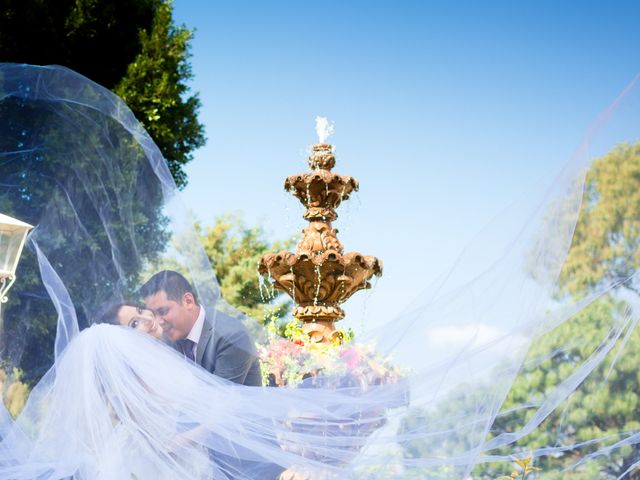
171, 1, 640, 330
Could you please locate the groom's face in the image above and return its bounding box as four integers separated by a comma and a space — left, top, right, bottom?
144, 290, 198, 342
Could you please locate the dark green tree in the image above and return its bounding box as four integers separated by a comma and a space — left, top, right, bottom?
0, 0, 204, 386
0, 81, 168, 384
114, 1, 204, 188
0, 0, 155, 88
0, 0, 204, 189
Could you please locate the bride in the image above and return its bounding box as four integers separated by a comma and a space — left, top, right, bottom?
1, 63, 640, 479
2, 304, 399, 479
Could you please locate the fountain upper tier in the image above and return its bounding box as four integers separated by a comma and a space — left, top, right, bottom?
285, 144, 359, 222
259, 143, 382, 331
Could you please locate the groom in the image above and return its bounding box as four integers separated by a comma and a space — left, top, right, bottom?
140, 270, 262, 386
141, 270, 291, 479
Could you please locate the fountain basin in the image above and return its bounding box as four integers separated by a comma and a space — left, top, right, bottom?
258, 250, 382, 323
285, 171, 358, 221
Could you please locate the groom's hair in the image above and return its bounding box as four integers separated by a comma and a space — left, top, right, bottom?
140, 270, 199, 304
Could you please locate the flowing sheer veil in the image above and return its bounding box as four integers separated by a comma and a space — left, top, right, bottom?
1, 63, 640, 478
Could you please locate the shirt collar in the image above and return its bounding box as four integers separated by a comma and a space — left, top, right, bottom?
186, 305, 206, 345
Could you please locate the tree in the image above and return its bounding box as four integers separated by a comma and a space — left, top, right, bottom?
197, 214, 294, 324
0, 0, 204, 189
399, 297, 639, 479
0, 0, 204, 385
559, 142, 640, 296
471, 297, 639, 479
0, 79, 170, 384
400, 142, 640, 478
0, 0, 156, 88
114, 1, 205, 188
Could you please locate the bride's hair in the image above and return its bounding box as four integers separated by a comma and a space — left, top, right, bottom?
140, 270, 199, 304
95, 301, 145, 325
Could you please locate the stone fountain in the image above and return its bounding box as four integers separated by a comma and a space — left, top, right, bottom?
258, 142, 382, 344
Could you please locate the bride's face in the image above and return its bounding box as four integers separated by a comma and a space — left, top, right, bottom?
116, 305, 163, 339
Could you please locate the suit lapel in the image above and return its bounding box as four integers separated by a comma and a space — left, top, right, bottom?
196, 309, 214, 366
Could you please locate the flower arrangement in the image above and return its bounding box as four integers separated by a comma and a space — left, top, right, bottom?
257, 318, 405, 389
258, 319, 409, 465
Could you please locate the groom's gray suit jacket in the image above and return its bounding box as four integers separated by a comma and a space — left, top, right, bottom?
187, 308, 282, 478
194, 307, 262, 387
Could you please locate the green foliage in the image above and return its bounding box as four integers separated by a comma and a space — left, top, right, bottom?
114, 1, 205, 189
473, 296, 640, 479
0, 0, 204, 383
197, 213, 295, 323
559, 142, 640, 296
401, 143, 640, 478
0, 96, 169, 384
0, 0, 156, 88
269, 317, 354, 344
401, 297, 639, 479
400, 380, 498, 476
0, 367, 28, 417
0, 0, 204, 189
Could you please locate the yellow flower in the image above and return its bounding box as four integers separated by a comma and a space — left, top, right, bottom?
497, 455, 542, 480
514, 456, 542, 475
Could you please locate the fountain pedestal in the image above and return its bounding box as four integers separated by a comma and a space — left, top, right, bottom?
259, 143, 382, 343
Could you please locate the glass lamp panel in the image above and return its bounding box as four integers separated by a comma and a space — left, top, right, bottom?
0, 228, 26, 276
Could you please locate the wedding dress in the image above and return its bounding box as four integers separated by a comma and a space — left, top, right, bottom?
3, 323, 386, 479
1, 63, 640, 478
2, 322, 403, 479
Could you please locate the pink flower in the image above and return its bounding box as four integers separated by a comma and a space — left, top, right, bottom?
340, 348, 360, 369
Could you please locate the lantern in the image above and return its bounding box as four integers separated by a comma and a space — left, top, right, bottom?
0, 213, 34, 306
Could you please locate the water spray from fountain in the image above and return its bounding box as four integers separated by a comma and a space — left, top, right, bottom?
315, 116, 334, 144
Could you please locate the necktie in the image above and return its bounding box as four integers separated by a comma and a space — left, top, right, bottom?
180, 339, 196, 362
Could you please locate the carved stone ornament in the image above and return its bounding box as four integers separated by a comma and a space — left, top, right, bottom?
259, 143, 382, 344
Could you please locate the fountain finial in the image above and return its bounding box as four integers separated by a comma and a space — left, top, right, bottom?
308, 143, 335, 171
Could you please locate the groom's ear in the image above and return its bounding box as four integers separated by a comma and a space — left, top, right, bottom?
182, 292, 197, 309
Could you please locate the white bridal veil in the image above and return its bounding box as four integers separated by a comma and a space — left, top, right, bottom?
0, 63, 640, 479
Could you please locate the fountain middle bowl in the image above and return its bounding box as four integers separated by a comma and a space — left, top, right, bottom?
259, 250, 382, 308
